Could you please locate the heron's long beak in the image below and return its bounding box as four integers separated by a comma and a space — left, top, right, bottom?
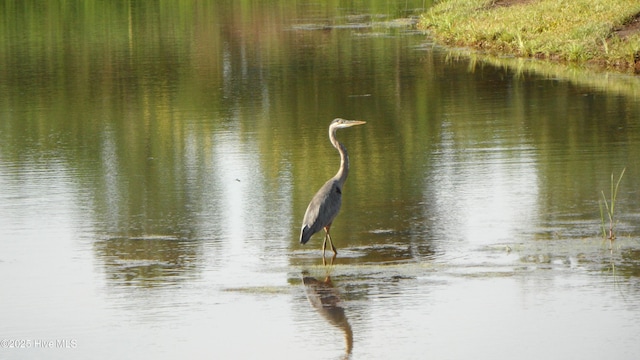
343, 120, 366, 127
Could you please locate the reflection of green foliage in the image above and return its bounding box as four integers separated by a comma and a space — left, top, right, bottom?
0, 0, 430, 238
454, 49, 640, 98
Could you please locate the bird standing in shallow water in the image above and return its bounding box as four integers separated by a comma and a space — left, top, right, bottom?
300, 118, 366, 261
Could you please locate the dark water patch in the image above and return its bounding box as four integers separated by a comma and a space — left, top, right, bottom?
94, 235, 203, 288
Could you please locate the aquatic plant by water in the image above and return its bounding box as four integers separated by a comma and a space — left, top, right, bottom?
599, 168, 625, 248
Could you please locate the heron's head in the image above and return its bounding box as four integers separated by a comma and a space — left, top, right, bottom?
331, 118, 367, 129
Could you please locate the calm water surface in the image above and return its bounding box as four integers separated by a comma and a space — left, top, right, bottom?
2, 1, 640, 359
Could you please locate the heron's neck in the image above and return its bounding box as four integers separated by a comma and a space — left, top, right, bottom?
330, 129, 349, 185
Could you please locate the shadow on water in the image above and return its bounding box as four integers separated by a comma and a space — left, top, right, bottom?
301, 270, 353, 359
94, 234, 202, 288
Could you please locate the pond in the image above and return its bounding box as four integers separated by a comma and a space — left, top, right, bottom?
1, 1, 640, 359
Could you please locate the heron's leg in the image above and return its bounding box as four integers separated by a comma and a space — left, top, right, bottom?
324, 224, 337, 255
321, 232, 328, 259
327, 232, 337, 255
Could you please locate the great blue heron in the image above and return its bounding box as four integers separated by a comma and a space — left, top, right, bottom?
300, 118, 366, 259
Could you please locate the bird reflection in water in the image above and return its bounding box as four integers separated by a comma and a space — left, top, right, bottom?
301, 271, 353, 358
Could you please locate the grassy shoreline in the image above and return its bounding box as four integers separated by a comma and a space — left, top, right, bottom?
419, 0, 640, 73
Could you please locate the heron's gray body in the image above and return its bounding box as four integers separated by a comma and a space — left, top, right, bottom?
299, 119, 365, 257
300, 177, 343, 245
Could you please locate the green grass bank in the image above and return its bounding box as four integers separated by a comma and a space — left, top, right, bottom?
419, 0, 640, 73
